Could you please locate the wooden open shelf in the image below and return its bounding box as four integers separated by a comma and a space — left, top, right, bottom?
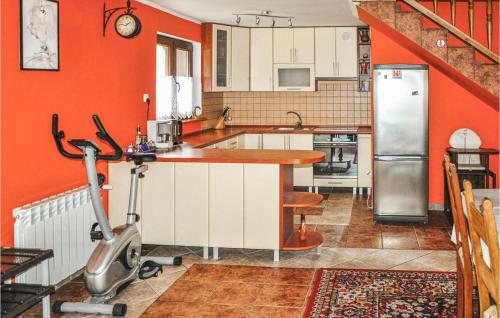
283, 192, 323, 208
282, 230, 324, 251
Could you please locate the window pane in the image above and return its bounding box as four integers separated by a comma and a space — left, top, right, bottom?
156, 44, 169, 77
176, 49, 189, 77
156, 44, 173, 119
176, 76, 193, 117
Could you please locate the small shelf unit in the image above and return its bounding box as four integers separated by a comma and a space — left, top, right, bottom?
281, 191, 324, 251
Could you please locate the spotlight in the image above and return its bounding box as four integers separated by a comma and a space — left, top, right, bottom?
256, 16, 260, 25
288, 18, 292, 27
236, 15, 241, 24
271, 18, 276, 27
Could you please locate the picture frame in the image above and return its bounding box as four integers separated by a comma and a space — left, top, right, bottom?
20, 0, 59, 71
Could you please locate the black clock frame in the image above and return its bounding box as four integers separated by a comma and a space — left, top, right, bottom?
114, 13, 141, 39
103, 0, 141, 38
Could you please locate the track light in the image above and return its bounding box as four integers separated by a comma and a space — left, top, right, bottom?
288, 18, 293, 27
271, 18, 276, 27
236, 15, 241, 24
255, 16, 260, 25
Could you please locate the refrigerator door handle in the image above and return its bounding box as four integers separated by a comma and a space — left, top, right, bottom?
374, 155, 428, 161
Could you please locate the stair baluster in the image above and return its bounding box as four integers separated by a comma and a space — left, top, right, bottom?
433, 0, 438, 13
451, 0, 456, 25
487, 0, 493, 49
468, 0, 475, 37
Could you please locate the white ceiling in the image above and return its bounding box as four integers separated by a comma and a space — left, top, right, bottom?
139, 0, 364, 27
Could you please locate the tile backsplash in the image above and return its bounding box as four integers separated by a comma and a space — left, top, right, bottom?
202, 80, 371, 127
201, 92, 224, 130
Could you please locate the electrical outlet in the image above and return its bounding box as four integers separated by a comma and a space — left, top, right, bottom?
143, 93, 150, 103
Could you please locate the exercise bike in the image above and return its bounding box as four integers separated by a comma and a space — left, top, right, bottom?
51, 114, 182, 316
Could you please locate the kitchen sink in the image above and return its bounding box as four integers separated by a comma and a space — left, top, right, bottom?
272, 127, 313, 131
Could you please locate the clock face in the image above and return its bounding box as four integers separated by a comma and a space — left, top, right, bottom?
115, 14, 139, 38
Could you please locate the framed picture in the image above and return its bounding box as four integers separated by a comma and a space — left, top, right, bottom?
20, 0, 59, 70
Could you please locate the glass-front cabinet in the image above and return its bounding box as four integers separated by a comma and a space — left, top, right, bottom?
212, 24, 232, 91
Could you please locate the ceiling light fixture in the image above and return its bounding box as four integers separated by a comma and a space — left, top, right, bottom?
255, 16, 260, 25
232, 13, 294, 27
236, 15, 241, 24
288, 18, 293, 27
271, 18, 276, 27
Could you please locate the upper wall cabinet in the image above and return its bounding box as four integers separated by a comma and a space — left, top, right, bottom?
250, 28, 273, 91
202, 24, 232, 92
231, 27, 250, 91
314, 27, 357, 78
273, 28, 314, 64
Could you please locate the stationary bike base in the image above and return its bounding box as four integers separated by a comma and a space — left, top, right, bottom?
52, 301, 127, 316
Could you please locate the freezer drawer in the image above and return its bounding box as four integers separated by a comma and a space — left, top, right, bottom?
374, 157, 428, 222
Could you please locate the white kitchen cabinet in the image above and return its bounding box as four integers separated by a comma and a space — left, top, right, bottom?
226, 137, 239, 149
244, 134, 262, 149
237, 134, 245, 149
231, 27, 250, 91
109, 162, 140, 231
262, 134, 287, 150
250, 28, 273, 91
315, 28, 336, 78
243, 164, 280, 249
335, 27, 357, 78
357, 134, 372, 188
273, 28, 294, 63
174, 163, 209, 246
289, 134, 314, 187
141, 163, 175, 245
212, 24, 232, 91
293, 28, 315, 64
209, 164, 244, 248
273, 28, 314, 64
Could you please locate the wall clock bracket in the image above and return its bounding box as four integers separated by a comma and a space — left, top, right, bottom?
103, 0, 136, 36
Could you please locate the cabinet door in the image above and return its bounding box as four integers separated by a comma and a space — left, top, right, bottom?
262, 134, 287, 150
231, 27, 250, 91
357, 134, 373, 188
293, 28, 315, 64
209, 164, 244, 248
141, 163, 175, 245
109, 162, 139, 230
226, 137, 239, 149
315, 28, 336, 78
273, 28, 294, 64
250, 28, 273, 91
174, 163, 209, 246
244, 134, 262, 149
244, 164, 280, 249
212, 24, 232, 91
335, 27, 357, 78
289, 134, 314, 186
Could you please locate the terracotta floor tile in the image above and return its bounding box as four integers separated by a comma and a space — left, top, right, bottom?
268, 267, 315, 285
345, 234, 383, 248
382, 236, 420, 249
254, 284, 310, 307
194, 304, 247, 318
417, 237, 454, 250
415, 227, 451, 240
246, 305, 303, 318
140, 301, 200, 318
179, 263, 230, 281
160, 279, 215, 303
208, 282, 263, 305
222, 265, 273, 283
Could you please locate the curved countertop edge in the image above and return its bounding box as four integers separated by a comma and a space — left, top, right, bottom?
154, 149, 326, 165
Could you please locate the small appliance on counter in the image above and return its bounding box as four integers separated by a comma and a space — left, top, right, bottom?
147, 119, 183, 149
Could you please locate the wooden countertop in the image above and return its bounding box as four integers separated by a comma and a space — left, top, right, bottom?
155, 148, 325, 164
181, 125, 372, 148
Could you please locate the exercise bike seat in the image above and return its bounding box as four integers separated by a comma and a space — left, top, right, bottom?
126, 152, 157, 165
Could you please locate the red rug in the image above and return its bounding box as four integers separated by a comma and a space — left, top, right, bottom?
303, 268, 457, 318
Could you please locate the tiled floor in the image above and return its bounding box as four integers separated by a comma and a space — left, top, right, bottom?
21, 192, 456, 317
296, 192, 454, 250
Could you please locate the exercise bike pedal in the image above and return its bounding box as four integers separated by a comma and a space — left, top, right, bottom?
139, 260, 163, 280
90, 222, 104, 242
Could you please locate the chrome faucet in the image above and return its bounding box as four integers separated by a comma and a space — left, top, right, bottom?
286, 111, 303, 129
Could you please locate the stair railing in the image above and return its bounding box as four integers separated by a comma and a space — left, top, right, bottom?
403, 0, 498, 63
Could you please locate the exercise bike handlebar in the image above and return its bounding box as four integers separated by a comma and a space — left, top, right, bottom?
52, 114, 123, 161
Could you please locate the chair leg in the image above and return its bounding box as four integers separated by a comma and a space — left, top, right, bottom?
456, 257, 464, 318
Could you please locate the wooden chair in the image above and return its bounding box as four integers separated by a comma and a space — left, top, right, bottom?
444, 155, 474, 318
463, 180, 499, 318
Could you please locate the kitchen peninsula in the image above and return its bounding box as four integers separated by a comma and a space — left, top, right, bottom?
108, 128, 325, 261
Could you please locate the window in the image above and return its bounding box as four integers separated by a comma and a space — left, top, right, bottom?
156, 35, 194, 119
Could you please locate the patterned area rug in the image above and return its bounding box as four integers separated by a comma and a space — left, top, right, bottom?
304, 268, 457, 318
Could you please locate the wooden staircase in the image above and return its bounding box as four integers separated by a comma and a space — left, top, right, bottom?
357, 0, 499, 105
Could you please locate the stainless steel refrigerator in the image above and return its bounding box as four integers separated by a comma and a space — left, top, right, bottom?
373, 64, 429, 223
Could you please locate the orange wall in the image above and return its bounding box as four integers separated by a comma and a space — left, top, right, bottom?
1, 1, 201, 246
370, 27, 499, 206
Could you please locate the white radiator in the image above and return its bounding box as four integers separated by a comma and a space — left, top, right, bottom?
13, 186, 98, 285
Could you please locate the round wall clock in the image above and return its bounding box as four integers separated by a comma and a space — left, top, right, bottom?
114, 13, 141, 39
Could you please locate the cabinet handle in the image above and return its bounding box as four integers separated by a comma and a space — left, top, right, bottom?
294, 48, 297, 63
287, 88, 300, 91
289, 48, 293, 63
328, 181, 343, 185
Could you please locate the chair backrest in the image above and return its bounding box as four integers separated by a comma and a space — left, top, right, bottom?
463, 180, 500, 316
444, 155, 473, 273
